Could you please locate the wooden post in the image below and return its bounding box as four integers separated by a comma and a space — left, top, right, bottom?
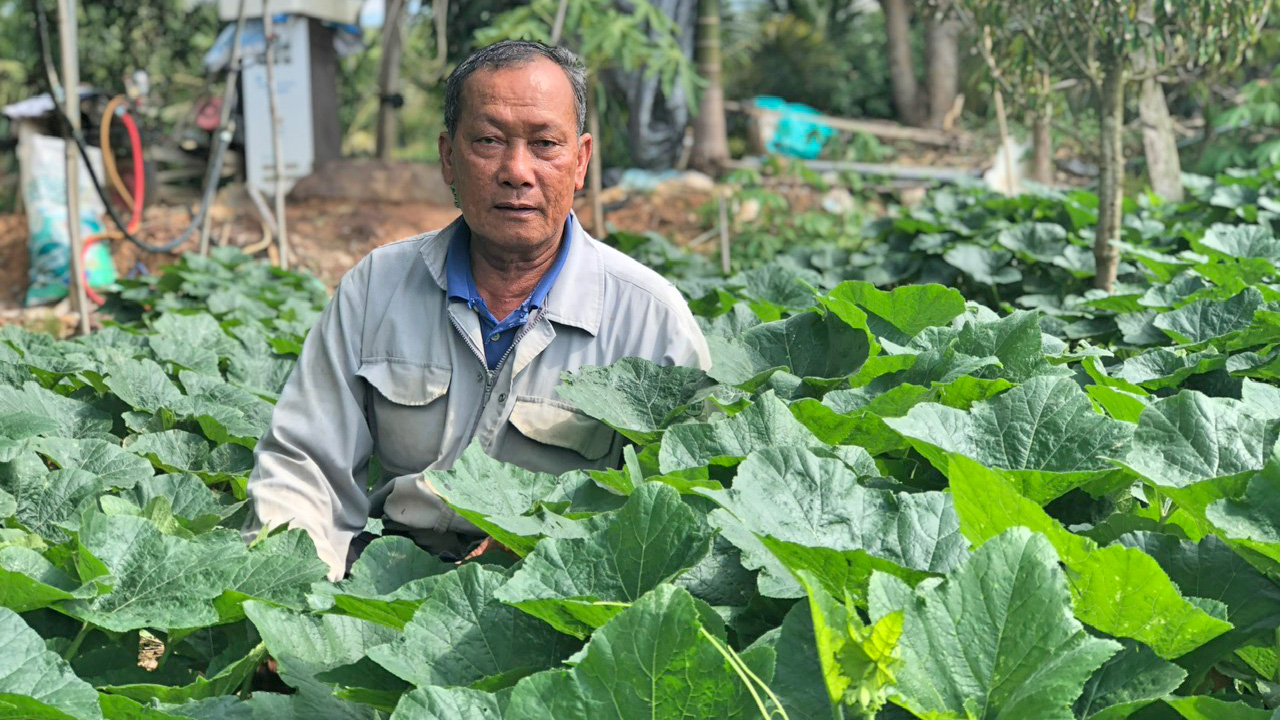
376, 0, 407, 160
200, 0, 250, 255
588, 77, 604, 238
263, 6, 290, 269
57, 0, 90, 336
718, 192, 730, 275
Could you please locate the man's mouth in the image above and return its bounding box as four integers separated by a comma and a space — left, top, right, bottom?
495, 203, 537, 214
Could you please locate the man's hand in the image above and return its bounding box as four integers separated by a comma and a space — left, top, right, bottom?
462, 535, 507, 561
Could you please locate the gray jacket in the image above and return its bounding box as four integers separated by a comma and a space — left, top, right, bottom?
244, 215, 711, 577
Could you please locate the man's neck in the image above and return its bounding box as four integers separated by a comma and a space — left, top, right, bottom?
469, 230, 564, 321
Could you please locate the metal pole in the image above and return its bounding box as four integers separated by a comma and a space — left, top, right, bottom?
58, 0, 90, 336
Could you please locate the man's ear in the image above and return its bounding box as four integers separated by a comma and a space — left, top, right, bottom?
439, 132, 454, 185
575, 133, 593, 191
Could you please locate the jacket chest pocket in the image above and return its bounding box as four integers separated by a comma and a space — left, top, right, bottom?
357, 359, 452, 476
499, 395, 619, 475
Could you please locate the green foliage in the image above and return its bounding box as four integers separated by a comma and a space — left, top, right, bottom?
12, 177, 1280, 717
476, 0, 695, 102
723, 10, 895, 120
1197, 66, 1280, 173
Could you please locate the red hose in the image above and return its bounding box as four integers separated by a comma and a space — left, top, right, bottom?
120, 108, 144, 232
83, 104, 146, 306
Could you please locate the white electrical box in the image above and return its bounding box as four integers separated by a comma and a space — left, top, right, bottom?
218, 0, 361, 24
242, 15, 315, 194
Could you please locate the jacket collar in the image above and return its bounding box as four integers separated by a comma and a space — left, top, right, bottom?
418, 211, 602, 336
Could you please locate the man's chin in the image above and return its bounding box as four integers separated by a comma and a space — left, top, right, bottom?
468, 220, 559, 252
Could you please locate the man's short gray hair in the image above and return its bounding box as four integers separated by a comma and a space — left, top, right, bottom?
443, 40, 588, 137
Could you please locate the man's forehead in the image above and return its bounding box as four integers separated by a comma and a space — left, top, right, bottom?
460, 58, 574, 111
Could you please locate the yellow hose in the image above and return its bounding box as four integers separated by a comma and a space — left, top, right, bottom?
100, 95, 133, 207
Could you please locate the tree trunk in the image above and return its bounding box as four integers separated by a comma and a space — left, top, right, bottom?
924, 0, 961, 130
880, 0, 925, 126
1031, 72, 1053, 184
1095, 64, 1126, 293
376, 0, 408, 160
690, 0, 728, 175
1139, 76, 1183, 201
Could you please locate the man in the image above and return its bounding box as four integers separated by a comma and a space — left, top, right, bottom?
243, 40, 711, 579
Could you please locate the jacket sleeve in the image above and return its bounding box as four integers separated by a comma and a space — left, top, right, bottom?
242, 258, 374, 579
658, 284, 713, 371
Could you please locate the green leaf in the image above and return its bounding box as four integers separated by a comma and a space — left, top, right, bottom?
949, 456, 1231, 659
494, 482, 713, 638
316, 535, 453, 627
1113, 348, 1227, 390
1153, 287, 1262, 345
178, 371, 274, 448
0, 607, 103, 720
949, 310, 1062, 383
33, 438, 154, 490
1165, 695, 1271, 720
1087, 385, 1150, 423
876, 528, 1121, 720
1073, 640, 1187, 720
823, 281, 966, 339
1120, 531, 1280, 681
243, 600, 395, 719
795, 570, 900, 719
148, 313, 236, 375
425, 445, 613, 555
500, 585, 767, 720
885, 375, 1134, 503
215, 529, 329, 618
389, 687, 505, 720
121, 474, 237, 530
699, 447, 968, 602
102, 358, 189, 413
0, 545, 95, 611
124, 430, 253, 481
67, 513, 243, 631
1122, 391, 1278, 488
674, 535, 757, 608
659, 391, 835, 474
5, 465, 111, 542
706, 311, 869, 388
556, 357, 714, 443
942, 244, 1022, 285
0, 383, 111, 439
768, 601, 838, 720
0, 412, 61, 442
1193, 223, 1280, 262
368, 563, 578, 689
997, 221, 1069, 262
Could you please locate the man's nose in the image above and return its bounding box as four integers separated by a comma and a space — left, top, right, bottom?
499, 143, 536, 187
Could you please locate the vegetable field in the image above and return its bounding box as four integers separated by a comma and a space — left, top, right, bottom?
6, 177, 1280, 720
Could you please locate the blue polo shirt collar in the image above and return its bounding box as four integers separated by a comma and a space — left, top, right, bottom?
445, 215, 574, 369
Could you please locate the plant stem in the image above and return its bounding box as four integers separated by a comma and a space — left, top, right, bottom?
63, 621, 91, 661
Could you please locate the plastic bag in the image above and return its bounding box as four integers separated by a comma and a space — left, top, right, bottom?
17, 125, 118, 306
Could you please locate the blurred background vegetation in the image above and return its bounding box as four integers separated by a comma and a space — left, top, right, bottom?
1, 0, 1280, 203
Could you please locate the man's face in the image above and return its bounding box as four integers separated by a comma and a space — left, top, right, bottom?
440, 58, 592, 257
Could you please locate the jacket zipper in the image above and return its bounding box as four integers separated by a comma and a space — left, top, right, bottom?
451, 307, 545, 448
